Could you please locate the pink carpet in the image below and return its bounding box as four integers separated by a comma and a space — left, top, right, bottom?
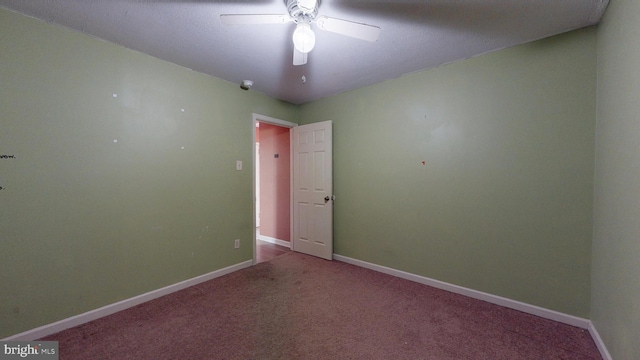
42, 252, 601, 359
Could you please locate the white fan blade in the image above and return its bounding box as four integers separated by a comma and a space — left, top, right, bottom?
315, 16, 381, 42
293, 49, 307, 66
220, 14, 290, 26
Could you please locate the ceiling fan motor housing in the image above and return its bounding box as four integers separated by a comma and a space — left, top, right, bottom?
287, 0, 319, 23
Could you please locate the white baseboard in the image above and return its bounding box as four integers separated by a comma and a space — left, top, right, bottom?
588, 322, 613, 360
333, 254, 590, 329
257, 234, 291, 249
3, 260, 253, 341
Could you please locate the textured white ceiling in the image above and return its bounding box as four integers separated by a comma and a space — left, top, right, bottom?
0, 0, 609, 104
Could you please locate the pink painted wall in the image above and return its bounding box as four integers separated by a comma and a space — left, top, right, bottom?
257, 123, 290, 242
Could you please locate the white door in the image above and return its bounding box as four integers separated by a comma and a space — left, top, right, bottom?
292, 121, 333, 260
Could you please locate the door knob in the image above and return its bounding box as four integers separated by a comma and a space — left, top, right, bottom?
324, 195, 335, 203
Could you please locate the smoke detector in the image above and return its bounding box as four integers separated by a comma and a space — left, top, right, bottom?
240, 80, 253, 90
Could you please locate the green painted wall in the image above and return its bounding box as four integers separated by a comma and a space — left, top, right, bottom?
592, 0, 640, 358
300, 28, 596, 317
0, 8, 298, 338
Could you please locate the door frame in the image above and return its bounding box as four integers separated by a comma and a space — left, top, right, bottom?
252, 113, 297, 265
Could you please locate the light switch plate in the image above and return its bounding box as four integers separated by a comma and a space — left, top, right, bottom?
236, 160, 242, 171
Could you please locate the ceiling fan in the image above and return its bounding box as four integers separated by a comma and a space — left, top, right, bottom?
220, 0, 381, 66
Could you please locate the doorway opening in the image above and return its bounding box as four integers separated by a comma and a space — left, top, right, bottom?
253, 114, 297, 264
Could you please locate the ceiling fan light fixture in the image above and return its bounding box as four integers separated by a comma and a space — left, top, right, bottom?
292, 23, 316, 54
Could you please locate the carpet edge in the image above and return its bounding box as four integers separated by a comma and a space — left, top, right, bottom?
2, 260, 253, 341
332, 254, 590, 328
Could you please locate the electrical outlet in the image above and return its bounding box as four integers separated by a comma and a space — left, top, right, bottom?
234, 239, 240, 249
